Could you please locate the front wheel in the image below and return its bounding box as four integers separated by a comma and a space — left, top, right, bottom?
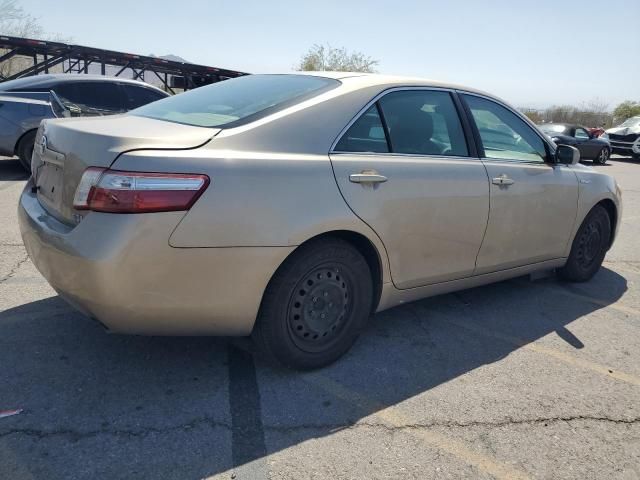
558, 205, 611, 282
595, 147, 609, 165
252, 238, 373, 370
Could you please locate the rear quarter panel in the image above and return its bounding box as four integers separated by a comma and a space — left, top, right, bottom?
112, 149, 392, 284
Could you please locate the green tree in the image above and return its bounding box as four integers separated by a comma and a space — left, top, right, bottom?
297, 44, 379, 73
521, 109, 543, 124
613, 101, 640, 122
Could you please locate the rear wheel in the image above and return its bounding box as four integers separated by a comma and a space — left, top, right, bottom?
252, 238, 373, 370
595, 147, 609, 165
558, 205, 611, 282
16, 130, 36, 173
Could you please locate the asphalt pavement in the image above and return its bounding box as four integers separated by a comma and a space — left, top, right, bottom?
0, 155, 638, 480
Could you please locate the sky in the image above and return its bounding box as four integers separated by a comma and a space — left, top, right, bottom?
14, 0, 640, 109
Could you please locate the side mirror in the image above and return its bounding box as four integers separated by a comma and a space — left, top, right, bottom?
556, 144, 580, 165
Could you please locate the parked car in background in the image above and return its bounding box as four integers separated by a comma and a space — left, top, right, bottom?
0, 74, 169, 171
606, 116, 640, 160
19, 73, 621, 369
587, 126, 607, 138
539, 123, 611, 164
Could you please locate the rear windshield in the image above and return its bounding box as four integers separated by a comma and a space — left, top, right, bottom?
130, 74, 340, 128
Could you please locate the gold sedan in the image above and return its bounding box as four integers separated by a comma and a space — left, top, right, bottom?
19, 73, 622, 369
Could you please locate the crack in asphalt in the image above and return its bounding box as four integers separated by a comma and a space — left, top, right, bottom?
2, 415, 638, 441
0, 254, 29, 284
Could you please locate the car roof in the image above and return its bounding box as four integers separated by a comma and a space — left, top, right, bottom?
293, 71, 514, 107
0, 74, 166, 92
305, 71, 487, 92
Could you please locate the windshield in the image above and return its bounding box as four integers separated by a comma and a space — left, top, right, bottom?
619, 117, 640, 128
538, 124, 568, 134
131, 74, 340, 128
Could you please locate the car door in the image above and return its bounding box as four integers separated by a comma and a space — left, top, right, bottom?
461, 93, 579, 274
329, 88, 490, 289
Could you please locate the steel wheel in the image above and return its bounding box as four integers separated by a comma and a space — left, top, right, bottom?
287, 265, 352, 352
253, 237, 373, 370
574, 221, 603, 270
559, 205, 611, 282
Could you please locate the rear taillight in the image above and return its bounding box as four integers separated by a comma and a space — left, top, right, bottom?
73, 168, 209, 213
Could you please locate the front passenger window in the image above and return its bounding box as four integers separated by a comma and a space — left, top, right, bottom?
463, 94, 547, 163
575, 128, 589, 140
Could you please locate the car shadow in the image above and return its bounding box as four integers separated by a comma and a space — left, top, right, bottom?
0, 267, 628, 479
0, 157, 28, 182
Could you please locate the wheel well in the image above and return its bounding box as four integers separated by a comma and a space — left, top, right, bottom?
596, 199, 617, 248
298, 231, 383, 314
14, 128, 37, 156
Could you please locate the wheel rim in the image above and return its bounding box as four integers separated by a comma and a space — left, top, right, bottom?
575, 221, 603, 269
286, 265, 353, 352
598, 148, 609, 163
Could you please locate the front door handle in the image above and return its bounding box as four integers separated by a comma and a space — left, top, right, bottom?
349, 170, 388, 184
491, 174, 515, 186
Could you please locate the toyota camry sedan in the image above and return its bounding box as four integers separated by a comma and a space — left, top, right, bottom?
19, 73, 622, 369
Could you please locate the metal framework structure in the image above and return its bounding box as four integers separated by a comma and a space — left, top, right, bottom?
0, 36, 248, 93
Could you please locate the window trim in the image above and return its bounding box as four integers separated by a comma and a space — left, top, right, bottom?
330, 86, 477, 160
458, 91, 557, 165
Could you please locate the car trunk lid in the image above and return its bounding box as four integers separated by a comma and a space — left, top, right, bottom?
32, 114, 219, 225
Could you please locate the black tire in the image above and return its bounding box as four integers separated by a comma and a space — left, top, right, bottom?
633, 153, 640, 161
558, 205, 611, 282
594, 147, 609, 165
16, 130, 36, 173
252, 237, 373, 370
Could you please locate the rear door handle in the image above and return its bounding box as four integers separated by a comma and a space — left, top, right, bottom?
491, 174, 515, 186
349, 171, 388, 184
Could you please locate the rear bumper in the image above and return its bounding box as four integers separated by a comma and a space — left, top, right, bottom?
18, 182, 294, 335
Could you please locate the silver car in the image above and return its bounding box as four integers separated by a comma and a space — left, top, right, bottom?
0, 74, 168, 171
18, 73, 622, 369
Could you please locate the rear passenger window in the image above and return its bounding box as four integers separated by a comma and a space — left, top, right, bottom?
123, 85, 166, 110
54, 82, 125, 113
334, 105, 389, 153
379, 90, 468, 156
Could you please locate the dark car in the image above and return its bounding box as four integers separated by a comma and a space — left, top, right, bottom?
538, 123, 611, 164
0, 74, 169, 171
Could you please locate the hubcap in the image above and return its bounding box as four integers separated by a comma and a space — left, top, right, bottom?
287, 266, 351, 351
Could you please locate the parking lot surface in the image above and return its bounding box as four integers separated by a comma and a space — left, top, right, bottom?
0, 155, 639, 480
